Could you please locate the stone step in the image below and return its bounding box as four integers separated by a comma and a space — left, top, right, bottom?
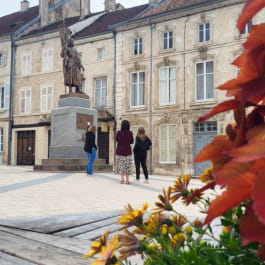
40, 158, 106, 166
34, 158, 113, 172
34, 164, 113, 172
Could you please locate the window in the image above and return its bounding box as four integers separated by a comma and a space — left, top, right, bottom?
131, 71, 145, 107
22, 53, 32, 75
196, 61, 214, 101
95, 78, 107, 107
41, 85, 53, 112
163, 31, 173, 49
0, 50, 7, 66
98, 48, 105, 60
0, 128, 3, 152
160, 124, 176, 163
159, 66, 176, 105
198, 22, 210, 42
20, 88, 31, 113
194, 121, 217, 132
42, 48, 53, 72
0, 84, 9, 110
133, 38, 142, 55
241, 20, 252, 34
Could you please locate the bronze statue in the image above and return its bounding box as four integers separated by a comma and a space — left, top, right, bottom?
60, 28, 85, 93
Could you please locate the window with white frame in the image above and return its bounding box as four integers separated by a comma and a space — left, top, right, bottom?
159, 66, 176, 105
133, 38, 142, 55
22, 53, 32, 75
160, 124, 176, 163
196, 61, 214, 101
95, 78, 107, 107
41, 85, 53, 112
0, 127, 3, 152
241, 20, 252, 34
42, 48, 53, 72
0, 84, 10, 110
198, 22, 210, 42
131, 71, 145, 107
97, 48, 105, 60
0, 50, 7, 66
20, 88, 31, 113
163, 31, 173, 49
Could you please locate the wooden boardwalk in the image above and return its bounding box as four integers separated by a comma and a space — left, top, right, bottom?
0, 211, 121, 265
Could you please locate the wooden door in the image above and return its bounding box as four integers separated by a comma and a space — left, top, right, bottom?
17, 131, 35, 165
97, 126, 109, 164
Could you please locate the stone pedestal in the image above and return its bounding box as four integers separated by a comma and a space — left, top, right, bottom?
49, 93, 97, 159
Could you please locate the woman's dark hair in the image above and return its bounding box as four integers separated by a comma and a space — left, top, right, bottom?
121, 120, 130, 131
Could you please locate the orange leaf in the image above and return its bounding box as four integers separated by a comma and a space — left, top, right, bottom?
205, 172, 255, 224
240, 204, 265, 245
247, 124, 265, 143
244, 23, 265, 51
241, 77, 265, 103
253, 170, 265, 225
228, 141, 265, 162
237, 0, 265, 32
194, 135, 234, 163
197, 100, 240, 122
213, 161, 251, 186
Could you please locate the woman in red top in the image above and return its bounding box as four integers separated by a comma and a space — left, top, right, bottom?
115, 120, 134, 184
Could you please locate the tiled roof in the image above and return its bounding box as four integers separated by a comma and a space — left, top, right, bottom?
0, 6, 39, 37
74, 4, 149, 38
21, 4, 149, 39
141, 0, 222, 18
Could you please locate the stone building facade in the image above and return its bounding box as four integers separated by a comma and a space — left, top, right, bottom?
0, 0, 264, 175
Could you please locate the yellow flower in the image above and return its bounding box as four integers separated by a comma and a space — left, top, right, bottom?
199, 168, 214, 183
117, 229, 142, 260
173, 233, 186, 243
171, 175, 191, 203
192, 219, 203, 228
171, 215, 187, 228
184, 226, 192, 235
118, 203, 149, 229
91, 239, 118, 265
161, 224, 168, 235
154, 187, 173, 212
85, 230, 110, 259
223, 226, 232, 233
168, 226, 177, 235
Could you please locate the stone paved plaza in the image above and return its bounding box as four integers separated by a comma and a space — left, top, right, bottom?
0, 165, 220, 265
0, 165, 207, 220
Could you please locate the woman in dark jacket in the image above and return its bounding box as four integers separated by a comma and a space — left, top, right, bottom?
133, 127, 152, 183
115, 120, 134, 184
84, 125, 97, 175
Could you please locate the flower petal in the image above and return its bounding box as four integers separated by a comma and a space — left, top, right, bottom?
240, 204, 265, 245
205, 172, 255, 224
237, 0, 265, 32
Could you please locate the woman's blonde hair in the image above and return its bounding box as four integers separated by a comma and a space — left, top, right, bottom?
88, 125, 96, 133
137, 127, 146, 140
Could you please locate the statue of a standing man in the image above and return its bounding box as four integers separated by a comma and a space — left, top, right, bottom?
60, 29, 85, 93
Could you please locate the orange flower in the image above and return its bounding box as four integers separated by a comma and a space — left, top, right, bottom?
170, 175, 191, 203
154, 187, 173, 212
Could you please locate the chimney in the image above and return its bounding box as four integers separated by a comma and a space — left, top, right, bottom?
39, 0, 49, 27
80, 0, 90, 20
105, 0, 116, 12
21, 0, 29, 11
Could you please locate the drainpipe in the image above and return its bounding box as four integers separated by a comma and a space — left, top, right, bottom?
149, 23, 155, 174
7, 35, 16, 165
113, 30, 117, 168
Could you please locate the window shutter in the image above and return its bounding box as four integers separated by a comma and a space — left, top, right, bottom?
4, 83, 10, 109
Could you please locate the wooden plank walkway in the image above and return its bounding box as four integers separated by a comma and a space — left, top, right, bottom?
0, 211, 121, 265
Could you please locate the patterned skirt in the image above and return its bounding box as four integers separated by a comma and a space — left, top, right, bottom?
115, 155, 132, 175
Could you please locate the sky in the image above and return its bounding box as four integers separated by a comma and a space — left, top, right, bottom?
0, 0, 149, 17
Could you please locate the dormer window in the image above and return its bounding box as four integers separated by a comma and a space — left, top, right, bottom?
198, 22, 210, 42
